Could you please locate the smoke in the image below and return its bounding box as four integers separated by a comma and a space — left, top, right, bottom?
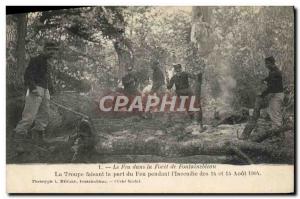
212, 59, 237, 108
219, 75, 236, 105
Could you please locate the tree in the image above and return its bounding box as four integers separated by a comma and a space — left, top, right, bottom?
6, 14, 28, 93
191, 6, 214, 57
15, 13, 28, 88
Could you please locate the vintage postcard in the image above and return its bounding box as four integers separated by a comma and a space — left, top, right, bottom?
6, 6, 295, 193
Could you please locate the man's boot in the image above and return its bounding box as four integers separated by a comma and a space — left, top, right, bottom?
239, 121, 256, 140
239, 97, 263, 140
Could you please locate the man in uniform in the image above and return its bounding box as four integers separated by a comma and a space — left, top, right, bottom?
261, 56, 284, 129
121, 66, 145, 115
122, 66, 139, 96
167, 63, 194, 96
14, 42, 58, 151
167, 63, 203, 129
240, 56, 284, 140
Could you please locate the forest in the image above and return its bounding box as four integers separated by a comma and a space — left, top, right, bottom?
6, 6, 294, 164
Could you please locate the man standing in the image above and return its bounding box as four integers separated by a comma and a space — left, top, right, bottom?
240, 56, 284, 140
167, 63, 194, 96
14, 42, 58, 150
121, 66, 147, 116
150, 60, 165, 95
122, 66, 139, 96
261, 56, 284, 130
167, 63, 203, 129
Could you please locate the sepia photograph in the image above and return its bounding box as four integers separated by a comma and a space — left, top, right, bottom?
5, 5, 295, 193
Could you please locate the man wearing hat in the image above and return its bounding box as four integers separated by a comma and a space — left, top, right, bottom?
260, 56, 284, 130
240, 56, 284, 140
13, 41, 58, 151
167, 63, 202, 128
167, 63, 194, 95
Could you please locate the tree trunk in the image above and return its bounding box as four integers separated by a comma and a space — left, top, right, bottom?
191, 7, 214, 125
6, 14, 27, 130
15, 13, 27, 89
100, 7, 134, 79
92, 132, 292, 164
6, 16, 17, 94
191, 6, 214, 57
113, 37, 134, 79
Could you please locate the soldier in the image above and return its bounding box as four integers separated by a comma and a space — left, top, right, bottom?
13, 42, 58, 151
167, 63, 194, 96
240, 56, 284, 140
167, 63, 203, 129
121, 66, 143, 114
150, 60, 165, 95
261, 56, 284, 130
122, 66, 139, 96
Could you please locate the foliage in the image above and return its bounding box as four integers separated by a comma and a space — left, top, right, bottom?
7, 6, 294, 110
208, 7, 294, 108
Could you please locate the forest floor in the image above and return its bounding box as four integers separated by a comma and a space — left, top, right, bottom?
7, 114, 294, 164
6, 92, 294, 164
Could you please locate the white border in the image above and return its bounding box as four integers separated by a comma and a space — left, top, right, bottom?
2, 0, 298, 6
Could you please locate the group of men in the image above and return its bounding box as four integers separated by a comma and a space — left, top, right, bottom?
121, 60, 203, 127
12, 41, 286, 152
